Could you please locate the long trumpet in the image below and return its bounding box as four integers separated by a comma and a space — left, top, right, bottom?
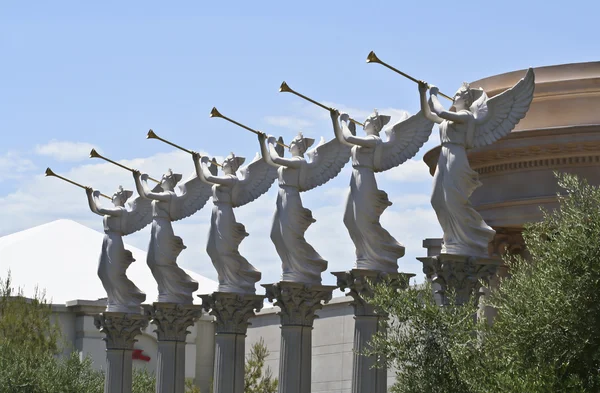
210, 107, 290, 149
45, 167, 111, 200
89, 149, 160, 184
147, 130, 222, 167
279, 82, 364, 127
366, 51, 453, 101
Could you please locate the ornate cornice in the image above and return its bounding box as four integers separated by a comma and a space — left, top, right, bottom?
200, 292, 264, 335
263, 282, 335, 327
94, 312, 149, 350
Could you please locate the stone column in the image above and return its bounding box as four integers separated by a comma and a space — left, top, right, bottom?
148, 303, 204, 393
332, 270, 412, 393
418, 254, 501, 306
200, 292, 265, 393
262, 282, 335, 393
94, 312, 149, 393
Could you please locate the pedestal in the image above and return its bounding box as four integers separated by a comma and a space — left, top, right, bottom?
262, 282, 335, 393
418, 254, 501, 306
333, 270, 412, 393
200, 292, 265, 393
94, 313, 149, 393
148, 303, 204, 393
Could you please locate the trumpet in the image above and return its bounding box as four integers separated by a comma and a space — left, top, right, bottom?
147, 130, 222, 167
279, 82, 364, 127
366, 51, 453, 101
45, 167, 111, 200
210, 107, 290, 149
89, 149, 160, 184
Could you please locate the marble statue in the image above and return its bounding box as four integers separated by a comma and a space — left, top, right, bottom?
332, 108, 434, 272
193, 152, 278, 294
418, 68, 535, 257
85, 185, 151, 313
132, 165, 216, 304
258, 132, 351, 284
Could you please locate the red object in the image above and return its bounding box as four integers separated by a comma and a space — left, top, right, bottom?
132, 348, 151, 362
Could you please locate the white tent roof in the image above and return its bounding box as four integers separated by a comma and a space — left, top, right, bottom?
0, 219, 218, 305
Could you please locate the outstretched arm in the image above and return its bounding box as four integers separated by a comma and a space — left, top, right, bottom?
331, 109, 376, 148
418, 81, 443, 124
196, 155, 235, 186
428, 86, 471, 124
86, 188, 122, 216
133, 170, 170, 201
258, 134, 301, 169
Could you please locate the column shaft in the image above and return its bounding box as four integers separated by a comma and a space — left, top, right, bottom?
104, 349, 133, 393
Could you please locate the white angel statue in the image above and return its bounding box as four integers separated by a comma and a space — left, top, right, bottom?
132, 165, 216, 304
418, 68, 535, 257
333, 108, 434, 272
258, 131, 351, 284
85, 185, 154, 313
193, 151, 278, 294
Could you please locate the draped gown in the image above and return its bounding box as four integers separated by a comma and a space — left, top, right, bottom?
147, 192, 198, 303
344, 136, 405, 272
207, 179, 261, 294
270, 160, 327, 284
98, 211, 146, 313
431, 116, 495, 257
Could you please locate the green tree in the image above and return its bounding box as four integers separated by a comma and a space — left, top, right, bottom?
244, 338, 278, 393
368, 173, 600, 393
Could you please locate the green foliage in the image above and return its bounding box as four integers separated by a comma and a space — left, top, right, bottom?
244, 338, 278, 393
368, 173, 600, 393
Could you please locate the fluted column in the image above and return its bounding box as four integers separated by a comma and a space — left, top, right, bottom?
94, 312, 149, 393
333, 270, 412, 393
200, 292, 265, 393
263, 282, 335, 393
148, 303, 204, 393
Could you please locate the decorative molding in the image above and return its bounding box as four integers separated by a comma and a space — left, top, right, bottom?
94, 312, 149, 350
147, 303, 203, 342
263, 282, 335, 327
199, 292, 264, 335
418, 254, 501, 306
332, 270, 412, 317
475, 154, 600, 175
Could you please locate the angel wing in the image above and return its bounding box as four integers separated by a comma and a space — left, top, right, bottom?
470, 68, 535, 149
169, 174, 214, 222
299, 137, 351, 192
122, 183, 163, 236
373, 111, 434, 173
231, 153, 278, 208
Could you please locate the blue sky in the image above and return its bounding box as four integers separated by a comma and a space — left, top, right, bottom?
1, 1, 598, 293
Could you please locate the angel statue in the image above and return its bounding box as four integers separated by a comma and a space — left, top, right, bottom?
132, 164, 216, 304
257, 131, 351, 284
418, 68, 535, 257
192, 150, 279, 294
85, 185, 152, 313
332, 108, 434, 272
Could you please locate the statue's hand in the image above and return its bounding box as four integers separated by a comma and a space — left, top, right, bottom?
330, 107, 340, 119
257, 132, 266, 144
132, 169, 141, 179
266, 135, 278, 145
85, 186, 93, 195
418, 80, 428, 94
140, 173, 149, 182
429, 85, 439, 96
339, 112, 350, 123
200, 155, 210, 165
191, 151, 201, 161
92, 190, 101, 199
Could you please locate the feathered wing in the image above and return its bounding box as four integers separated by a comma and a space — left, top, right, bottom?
122, 183, 163, 235
169, 175, 213, 222
231, 153, 278, 208
373, 111, 434, 172
299, 137, 351, 192
470, 67, 535, 149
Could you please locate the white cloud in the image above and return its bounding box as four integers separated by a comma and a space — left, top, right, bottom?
0, 151, 36, 180
264, 116, 313, 131
35, 140, 99, 162
381, 159, 431, 183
